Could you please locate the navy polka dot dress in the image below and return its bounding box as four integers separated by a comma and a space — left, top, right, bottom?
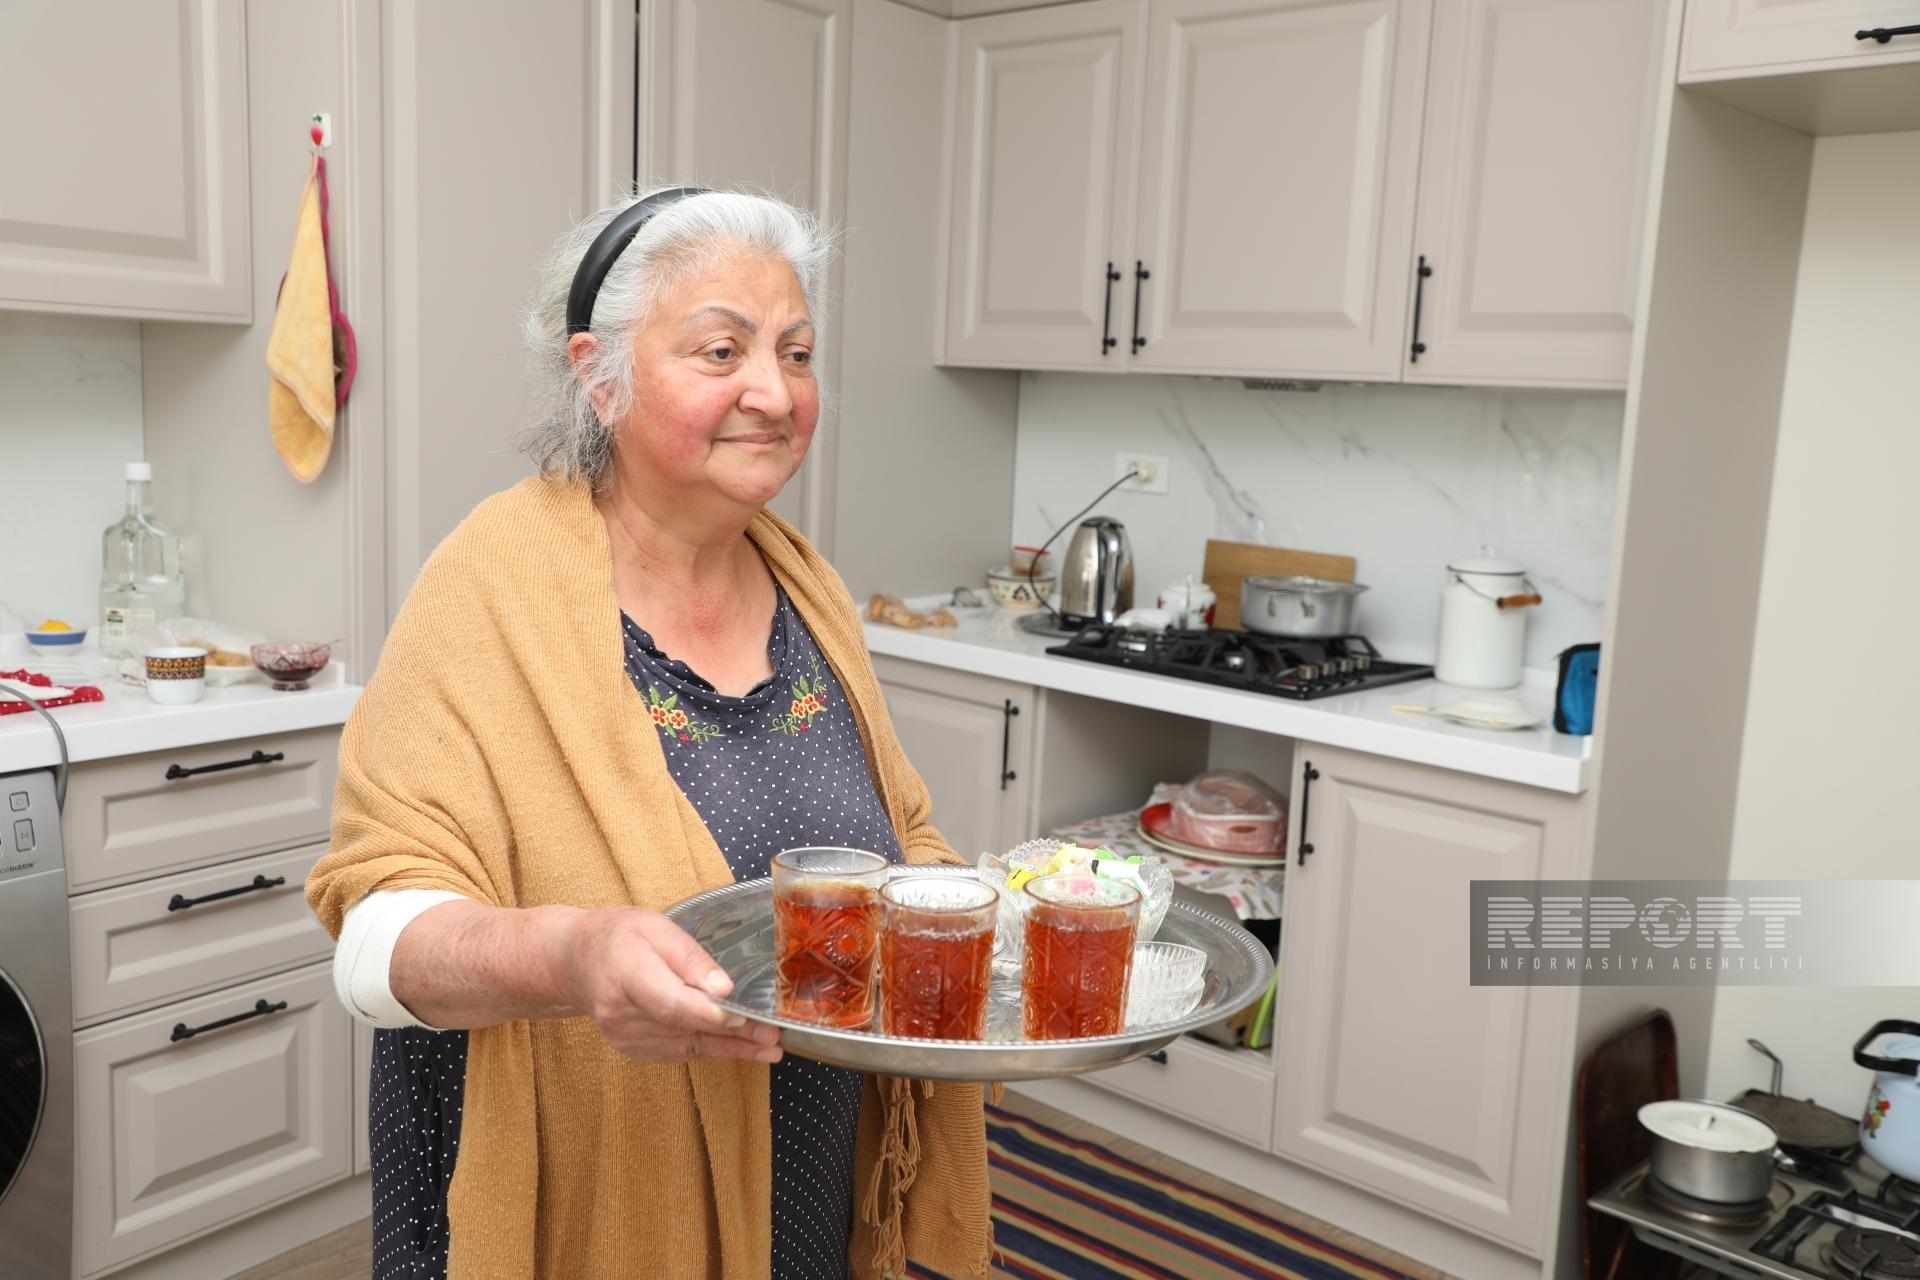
367, 586, 902, 1279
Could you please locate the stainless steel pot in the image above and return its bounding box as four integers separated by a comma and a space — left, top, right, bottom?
1639, 1100, 1778, 1204
1241, 576, 1368, 637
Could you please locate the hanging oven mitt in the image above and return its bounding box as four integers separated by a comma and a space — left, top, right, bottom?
266, 157, 336, 483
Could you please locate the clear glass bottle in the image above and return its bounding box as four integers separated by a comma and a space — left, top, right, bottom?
99, 462, 186, 658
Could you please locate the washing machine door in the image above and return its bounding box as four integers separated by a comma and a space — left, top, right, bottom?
0, 968, 46, 1207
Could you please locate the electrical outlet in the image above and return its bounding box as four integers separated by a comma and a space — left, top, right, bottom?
1116, 452, 1170, 495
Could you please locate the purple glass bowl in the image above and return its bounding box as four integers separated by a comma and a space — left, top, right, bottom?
250, 642, 331, 691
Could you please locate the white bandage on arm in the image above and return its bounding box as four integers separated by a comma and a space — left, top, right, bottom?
333, 887, 469, 1029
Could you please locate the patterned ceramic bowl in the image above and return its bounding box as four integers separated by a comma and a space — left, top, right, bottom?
986, 568, 1055, 612
251, 641, 330, 691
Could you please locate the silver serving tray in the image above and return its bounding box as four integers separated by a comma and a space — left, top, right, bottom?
666, 865, 1274, 1081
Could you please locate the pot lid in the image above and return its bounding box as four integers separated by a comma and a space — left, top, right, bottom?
1449, 555, 1526, 576
1638, 1100, 1777, 1153
1245, 575, 1369, 594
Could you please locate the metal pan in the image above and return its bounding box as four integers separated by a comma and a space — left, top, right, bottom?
665, 865, 1274, 1082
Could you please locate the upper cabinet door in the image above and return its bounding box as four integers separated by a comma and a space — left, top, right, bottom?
1684, 0, 1920, 79
637, 0, 851, 541
1128, 0, 1430, 380
638, 0, 851, 224
1404, 0, 1664, 389
0, 0, 250, 323
943, 1, 1145, 371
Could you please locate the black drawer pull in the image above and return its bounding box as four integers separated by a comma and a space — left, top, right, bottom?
1857, 23, 1920, 43
171, 998, 289, 1043
165, 749, 284, 781
1146, 1049, 1169, 1065
1297, 760, 1321, 867
167, 874, 286, 912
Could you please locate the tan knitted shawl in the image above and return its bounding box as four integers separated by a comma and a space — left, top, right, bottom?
307, 476, 990, 1278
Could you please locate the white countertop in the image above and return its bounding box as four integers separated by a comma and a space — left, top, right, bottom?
0, 637, 361, 775
864, 604, 1592, 793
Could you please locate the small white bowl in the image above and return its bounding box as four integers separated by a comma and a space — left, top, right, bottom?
987, 568, 1055, 611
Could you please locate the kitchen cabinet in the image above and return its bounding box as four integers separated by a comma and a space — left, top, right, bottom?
638, 0, 853, 538
354, 1019, 373, 1176
1272, 743, 1579, 1254
941, 0, 1145, 370
1128, 0, 1429, 380
872, 655, 1035, 858
1403, 0, 1664, 388
72, 962, 352, 1276
940, 0, 1664, 386
1683, 0, 1920, 79
0, 0, 251, 323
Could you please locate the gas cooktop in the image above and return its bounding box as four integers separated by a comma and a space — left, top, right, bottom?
1044, 626, 1433, 702
1592, 1145, 1920, 1279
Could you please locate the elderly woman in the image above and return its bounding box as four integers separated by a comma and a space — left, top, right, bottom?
307, 187, 990, 1279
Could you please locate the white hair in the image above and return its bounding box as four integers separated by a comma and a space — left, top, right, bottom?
521, 185, 834, 491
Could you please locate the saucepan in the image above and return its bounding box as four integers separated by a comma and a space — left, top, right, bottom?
1638, 1099, 1778, 1204
1241, 576, 1368, 638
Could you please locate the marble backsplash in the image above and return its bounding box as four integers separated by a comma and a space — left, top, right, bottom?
0, 314, 146, 631
1009, 373, 1624, 671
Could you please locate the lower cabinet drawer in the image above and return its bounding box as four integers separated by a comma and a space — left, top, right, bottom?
1083, 1036, 1277, 1149
69, 843, 332, 1027
74, 962, 351, 1276
63, 728, 340, 892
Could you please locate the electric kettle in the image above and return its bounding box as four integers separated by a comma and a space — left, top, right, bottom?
1059, 517, 1133, 627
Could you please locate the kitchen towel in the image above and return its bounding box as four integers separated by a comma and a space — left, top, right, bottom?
266, 152, 351, 483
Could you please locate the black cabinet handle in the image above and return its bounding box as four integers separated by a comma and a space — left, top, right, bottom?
1101, 262, 1121, 354
171, 998, 289, 1043
1000, 700, 1020, 791
165, 749, 284, 782
1297, 761, 1321, 867
1146, 1049, 1169, 1065
1131, 261, 1151, 352
1857, 23, 1920, 42
1409, 255, 1433, 363
167, 874, 286, 913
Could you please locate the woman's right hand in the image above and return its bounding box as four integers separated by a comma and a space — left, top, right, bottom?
556, 907, 782, 1064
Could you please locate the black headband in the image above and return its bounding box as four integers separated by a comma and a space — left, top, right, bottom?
565, 186, 711, 335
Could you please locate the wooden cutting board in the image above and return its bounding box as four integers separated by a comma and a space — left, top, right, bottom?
1199, 539, 1358, 632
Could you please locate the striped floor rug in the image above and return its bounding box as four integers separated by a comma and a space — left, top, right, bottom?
907, 1104, 1422, 1280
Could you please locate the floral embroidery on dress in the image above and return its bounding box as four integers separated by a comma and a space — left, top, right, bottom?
647, 685, 725, 746
770, 654, 831, 736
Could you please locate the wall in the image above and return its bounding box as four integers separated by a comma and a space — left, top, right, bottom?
0, 315, 145, 630
832, 0, 1020, 600
141, 0, 353, 645
1010, 374, 1624, 669
1702, 130, 1920, 1115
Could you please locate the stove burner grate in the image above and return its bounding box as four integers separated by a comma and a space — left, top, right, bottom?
1826, 1227, 1920, 1279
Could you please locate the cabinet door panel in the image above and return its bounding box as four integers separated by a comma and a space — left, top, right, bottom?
1408, 0, 1663, 387
1684, 0, 1920, 78
945, 0, 1143, 370
1273, 746, 1578, 1254
73, 964, 350, 1274
872, 656, 1031, 862
0, 0, 250, 321
638, 0, 850, 535
1130, 0, 1428, 379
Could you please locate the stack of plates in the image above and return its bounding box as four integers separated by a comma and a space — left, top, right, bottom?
1135, 803, 1287, 867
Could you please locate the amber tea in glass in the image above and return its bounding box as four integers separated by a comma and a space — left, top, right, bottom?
1021, 873, 1141, 1040
771, 847, 890, 1028
879, 878, 998, 1039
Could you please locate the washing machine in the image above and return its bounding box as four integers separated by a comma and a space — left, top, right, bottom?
0, 767, 72, 1279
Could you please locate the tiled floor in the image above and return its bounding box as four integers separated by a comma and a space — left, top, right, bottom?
241, 1092, 1452, 1279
